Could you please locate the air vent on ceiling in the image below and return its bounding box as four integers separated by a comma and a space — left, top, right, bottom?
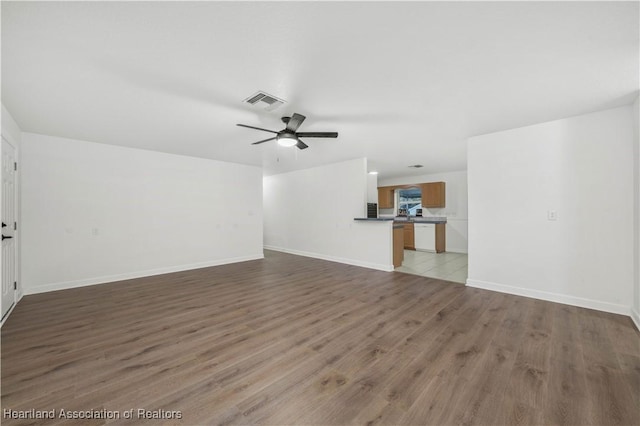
243, 91, 286, 111
408, 164, 424, 168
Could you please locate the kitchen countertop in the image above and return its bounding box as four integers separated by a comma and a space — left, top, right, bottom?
354, 217, 447, 224
395, 217, 447, 224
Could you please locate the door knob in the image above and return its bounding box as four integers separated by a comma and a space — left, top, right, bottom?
2, 235, 13, 240
1, 222, 5, 228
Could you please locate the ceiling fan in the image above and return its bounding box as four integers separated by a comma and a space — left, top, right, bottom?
237, 113, 338, 150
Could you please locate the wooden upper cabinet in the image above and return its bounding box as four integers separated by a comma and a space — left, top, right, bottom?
379, 181, 445, 209
421, 182, 445, 208
377, 186, 395, 209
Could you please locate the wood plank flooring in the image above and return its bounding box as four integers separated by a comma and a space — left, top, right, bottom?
1, 250, 639, 425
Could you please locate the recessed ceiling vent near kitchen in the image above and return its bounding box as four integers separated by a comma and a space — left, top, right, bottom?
243, 91, 286, 111
408, 164, 424, 168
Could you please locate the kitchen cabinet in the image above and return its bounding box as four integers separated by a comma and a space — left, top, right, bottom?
403, 223, 415, 250
421, 182, 445, 208
435, 223, 446, 253
378, 186, 395, 209
380, 182, 444, 210
414, 223, 446, 253
393, 225, 404, 267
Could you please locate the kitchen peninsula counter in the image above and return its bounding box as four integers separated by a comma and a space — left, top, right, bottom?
353, 217, 447, 224
354, 217, 447, 254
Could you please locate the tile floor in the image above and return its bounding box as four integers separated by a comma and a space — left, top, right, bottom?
395, 250, 468, 283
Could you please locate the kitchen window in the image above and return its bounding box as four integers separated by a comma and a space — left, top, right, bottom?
398, 187, 422, 215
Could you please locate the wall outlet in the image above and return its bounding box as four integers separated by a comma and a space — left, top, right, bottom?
547, 210, 558, 221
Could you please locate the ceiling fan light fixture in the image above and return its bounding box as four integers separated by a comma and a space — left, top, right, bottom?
277, 134, 298, 147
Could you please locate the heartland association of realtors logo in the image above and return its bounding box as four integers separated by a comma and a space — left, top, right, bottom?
3, 408, 182, 420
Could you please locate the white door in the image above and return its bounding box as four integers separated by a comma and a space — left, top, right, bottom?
1, 136, 16, 322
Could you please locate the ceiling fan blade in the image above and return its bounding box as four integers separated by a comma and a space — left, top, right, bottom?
296, 139, 309, 150
251, 137, 277, 145
237, 123, 278, 134
295, 132, 338, 138
286, 113, 306, 132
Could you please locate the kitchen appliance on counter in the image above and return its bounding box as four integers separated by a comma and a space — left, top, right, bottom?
416, 209, 423, 217
367, 203, 378, 218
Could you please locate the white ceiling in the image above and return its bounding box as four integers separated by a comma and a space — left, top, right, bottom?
2, 1, 638, 178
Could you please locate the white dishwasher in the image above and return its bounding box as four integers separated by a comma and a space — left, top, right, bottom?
414, 223, 436, 252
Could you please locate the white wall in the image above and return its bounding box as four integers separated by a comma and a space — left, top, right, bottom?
468, 105, 634, 315
379, 170, 468, 253
367, 173, 378, 203
263, 158, 393, 271
21, 133, 264, 293
633, 96, 639, 329
2, 105, 22, 146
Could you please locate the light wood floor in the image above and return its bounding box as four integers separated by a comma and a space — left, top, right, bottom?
2, 250, 639, 425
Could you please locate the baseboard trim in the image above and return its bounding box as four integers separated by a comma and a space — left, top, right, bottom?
631, 307, 640, 332
24, 254, 265, 295
1, 290, 24, 328
264, 245, 394, 272
466, 278, 630, 317
446, 248, 468, 254
0, 302, 17, 328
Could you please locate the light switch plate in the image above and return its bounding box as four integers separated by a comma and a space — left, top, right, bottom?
547, 210, 558, 221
